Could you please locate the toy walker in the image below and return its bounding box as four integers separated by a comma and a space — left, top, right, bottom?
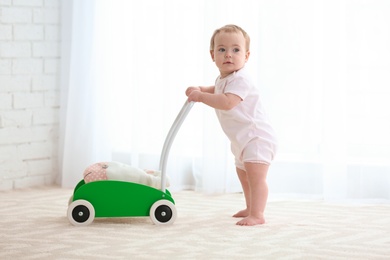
67, 101, 194, 226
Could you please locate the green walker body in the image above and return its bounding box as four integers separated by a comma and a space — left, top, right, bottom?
67, 101, 194, 226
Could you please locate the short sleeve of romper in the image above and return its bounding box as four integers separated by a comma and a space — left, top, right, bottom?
223, 72, 251, 100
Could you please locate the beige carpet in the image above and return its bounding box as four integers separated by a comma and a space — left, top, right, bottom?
1, 186, 390, 259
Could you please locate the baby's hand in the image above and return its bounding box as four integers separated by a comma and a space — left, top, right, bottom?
187, 90, 203, 102
185, 86, 201, 97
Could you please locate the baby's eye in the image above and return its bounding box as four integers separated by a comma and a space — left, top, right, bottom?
233, 48, 240, 53
218, 48, 226, 52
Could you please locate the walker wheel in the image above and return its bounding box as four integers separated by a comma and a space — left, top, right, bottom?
149, 200, 177, 225
67, 199, 95, 226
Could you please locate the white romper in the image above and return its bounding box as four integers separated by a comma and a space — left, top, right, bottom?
214, 67, 277, 170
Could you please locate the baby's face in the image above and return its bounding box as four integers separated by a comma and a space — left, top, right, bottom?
210, 31, 250, 78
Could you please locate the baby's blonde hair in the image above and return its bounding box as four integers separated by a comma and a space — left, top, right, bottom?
210, 24, 250, 51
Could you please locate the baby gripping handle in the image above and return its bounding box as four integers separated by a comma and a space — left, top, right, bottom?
159, 100, 194, 192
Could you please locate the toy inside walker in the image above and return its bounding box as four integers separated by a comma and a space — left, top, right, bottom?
67, 101, 194, 226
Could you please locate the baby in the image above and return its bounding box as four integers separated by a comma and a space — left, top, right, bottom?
186, 25, 277, 226
83, 161, 169, 189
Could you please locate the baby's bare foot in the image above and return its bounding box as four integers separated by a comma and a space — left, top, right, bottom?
236, 215, 265, 226
233, 209, 249, 218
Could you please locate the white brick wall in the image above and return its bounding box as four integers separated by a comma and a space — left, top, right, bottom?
0, 0, 60, 190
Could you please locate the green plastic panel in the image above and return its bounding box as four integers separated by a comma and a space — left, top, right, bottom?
72, 180, 175, 218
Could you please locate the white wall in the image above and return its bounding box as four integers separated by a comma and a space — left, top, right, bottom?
0, 0, 60, 190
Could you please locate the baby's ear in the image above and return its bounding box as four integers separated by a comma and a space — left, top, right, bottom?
245, 50, 250, 62
210, 50, 215, 61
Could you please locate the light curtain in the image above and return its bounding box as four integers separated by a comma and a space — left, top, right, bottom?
60, 0, 390, 201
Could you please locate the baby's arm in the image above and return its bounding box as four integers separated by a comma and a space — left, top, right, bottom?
187, 86, 241, 110
186, 86, 215, 96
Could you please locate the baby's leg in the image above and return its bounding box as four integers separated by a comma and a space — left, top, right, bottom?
236, 162, 269, 226
233, 167, 250, 218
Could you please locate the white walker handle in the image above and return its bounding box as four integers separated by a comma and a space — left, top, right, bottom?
159, 100, 194, 193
